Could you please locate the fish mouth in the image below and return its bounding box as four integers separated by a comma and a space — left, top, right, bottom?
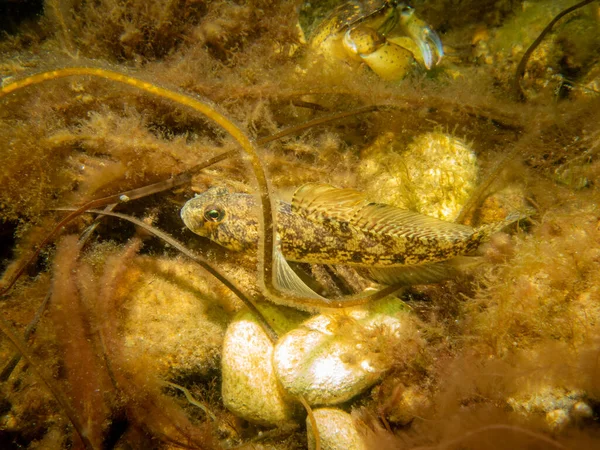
180, 198, 204, 235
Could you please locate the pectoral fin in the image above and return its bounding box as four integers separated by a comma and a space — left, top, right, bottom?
274, 247, 329, 301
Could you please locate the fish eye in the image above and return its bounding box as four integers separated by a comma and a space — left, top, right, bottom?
204, 206, 225, 223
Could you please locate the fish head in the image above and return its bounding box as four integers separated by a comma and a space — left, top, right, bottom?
180, 187, 259, 252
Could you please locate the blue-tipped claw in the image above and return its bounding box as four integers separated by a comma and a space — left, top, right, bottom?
415, 26, 444, 69
400, 8, 444, 70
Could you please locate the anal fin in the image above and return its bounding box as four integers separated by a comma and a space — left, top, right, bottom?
365, 257, 483, 286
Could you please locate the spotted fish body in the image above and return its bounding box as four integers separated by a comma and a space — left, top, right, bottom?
181, 184, 514, 272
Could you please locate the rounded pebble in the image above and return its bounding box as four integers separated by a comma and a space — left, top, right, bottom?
571, 401, 594, 420
274, 298, 409, 405
221, 304, 305, 426
307, 408, 367, 450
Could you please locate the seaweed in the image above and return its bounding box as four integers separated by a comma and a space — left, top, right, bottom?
1, 0, 599, 448
513, 0, 598, 101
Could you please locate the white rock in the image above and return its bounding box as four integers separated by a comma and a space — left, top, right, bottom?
274, 298, 409, 405
307, 408, 367, 450
221, 304, 305, 426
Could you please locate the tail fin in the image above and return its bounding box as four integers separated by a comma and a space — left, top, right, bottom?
473, 209, 532, 243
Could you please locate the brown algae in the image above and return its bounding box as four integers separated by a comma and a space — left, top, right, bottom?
1, 0, 600, 449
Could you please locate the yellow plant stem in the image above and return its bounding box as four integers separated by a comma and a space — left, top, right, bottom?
0, 66, 276, 306
1, 67, 404, 309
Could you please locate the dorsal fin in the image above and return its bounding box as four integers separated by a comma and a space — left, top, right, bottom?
291, 183, 369, 223
292, 183, 475, 243
352, 203, 474, 240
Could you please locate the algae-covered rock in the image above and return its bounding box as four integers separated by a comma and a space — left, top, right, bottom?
508, 386, 594, 431
273, 297, 410, 405
402, 131, 478, 221
359, 131, 478, 222
120, 256, 233, 377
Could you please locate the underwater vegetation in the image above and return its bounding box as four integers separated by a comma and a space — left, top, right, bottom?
0, 0, 600, 448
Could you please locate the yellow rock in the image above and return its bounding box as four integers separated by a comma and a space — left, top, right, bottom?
120, 256, 232, 377
359, 131, 478, 222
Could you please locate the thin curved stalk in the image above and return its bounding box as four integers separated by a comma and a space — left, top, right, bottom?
54, 207, 279, 343
513, 0, 597, 101
162, 381, 217, 422
1, 67, 406, 309
0, 149, 236, 296
299, 395, 320, 450
257, 105, 385, 145
0, 289, 52, 381
194, 85, 524, 129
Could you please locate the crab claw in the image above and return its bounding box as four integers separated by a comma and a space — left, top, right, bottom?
399, 7, 444, 70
